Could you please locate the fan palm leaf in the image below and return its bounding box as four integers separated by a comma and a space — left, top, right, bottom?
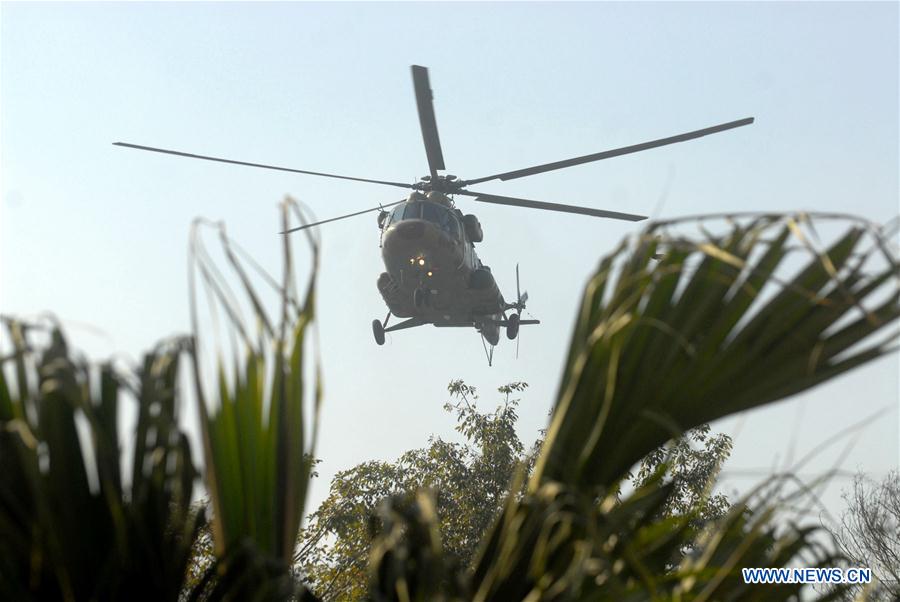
187, 197, 322, 596
0, 320, 201, 601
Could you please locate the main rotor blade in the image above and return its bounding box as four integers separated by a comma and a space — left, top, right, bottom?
281, 199, 406, 234
411, 65, 446, 179
113, 142, 415, 189
461, 117, 754, 186
457, 190, 647, 222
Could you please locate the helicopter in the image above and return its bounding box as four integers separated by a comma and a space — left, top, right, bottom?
115, 65, 753, 360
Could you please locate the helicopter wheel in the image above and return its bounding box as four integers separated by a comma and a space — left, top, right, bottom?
413, 288, 429, 309
372, 319, 386, 346
506, 313, 520, 340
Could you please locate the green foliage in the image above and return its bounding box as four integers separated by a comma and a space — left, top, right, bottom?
187, 199, 322, 598
0, 320, 202, 601
534, 214, 899, 494
634, 424, 734, 531
369, 491, 470, 602
299, 460, 406, 600
297, 381, 739, 601
368, 214, 897, 601
2, 211, 896, 601
298, 381, 535, 600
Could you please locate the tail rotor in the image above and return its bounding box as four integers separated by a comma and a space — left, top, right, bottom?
514, 264, 529, 311
506, 263, 535, 357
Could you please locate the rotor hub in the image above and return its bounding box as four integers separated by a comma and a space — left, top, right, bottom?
416, 174, 463, 193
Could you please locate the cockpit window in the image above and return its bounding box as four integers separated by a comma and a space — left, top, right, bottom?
388, 202, 460, 239
404, 204, 422, 220
388, 204, 408, 225
422, 202, 460, 239
421, 203, 441, 224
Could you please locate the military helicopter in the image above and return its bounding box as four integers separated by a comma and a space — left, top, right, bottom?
115, 65, 753, 361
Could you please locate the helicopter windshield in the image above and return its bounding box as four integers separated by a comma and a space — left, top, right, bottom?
388, 204, 408, 224
389, 202, 460, 239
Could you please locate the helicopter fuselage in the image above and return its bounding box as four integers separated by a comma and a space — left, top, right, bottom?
376, 193, 505, 344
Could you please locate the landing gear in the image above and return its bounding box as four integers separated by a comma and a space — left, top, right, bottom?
373, 312, 390, 346
506, 313, 520, 340
372, 319, 385, 345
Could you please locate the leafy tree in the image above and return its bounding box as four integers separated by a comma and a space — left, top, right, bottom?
831, 470, 900, 600
297, 381, 535, 600
634, 423, 734, 527
296, 381, 736, 600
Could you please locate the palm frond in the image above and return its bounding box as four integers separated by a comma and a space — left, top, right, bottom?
534, 214, 898, 493
457, 213, 896, 601
187, 197, 321, 594
0, 318, 201, 601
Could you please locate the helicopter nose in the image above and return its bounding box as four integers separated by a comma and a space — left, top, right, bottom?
395, 221, 425, 240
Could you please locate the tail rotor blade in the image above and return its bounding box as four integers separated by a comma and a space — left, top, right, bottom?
515, 264, 522, 359
516, 263, 521, 303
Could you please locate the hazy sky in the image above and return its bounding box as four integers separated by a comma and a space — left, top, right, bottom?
2, 2, 897, 522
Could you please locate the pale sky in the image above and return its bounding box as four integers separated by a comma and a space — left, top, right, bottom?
2, 2, 897, 523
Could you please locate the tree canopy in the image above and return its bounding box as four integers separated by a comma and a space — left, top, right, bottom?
297, 380, 736, 600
